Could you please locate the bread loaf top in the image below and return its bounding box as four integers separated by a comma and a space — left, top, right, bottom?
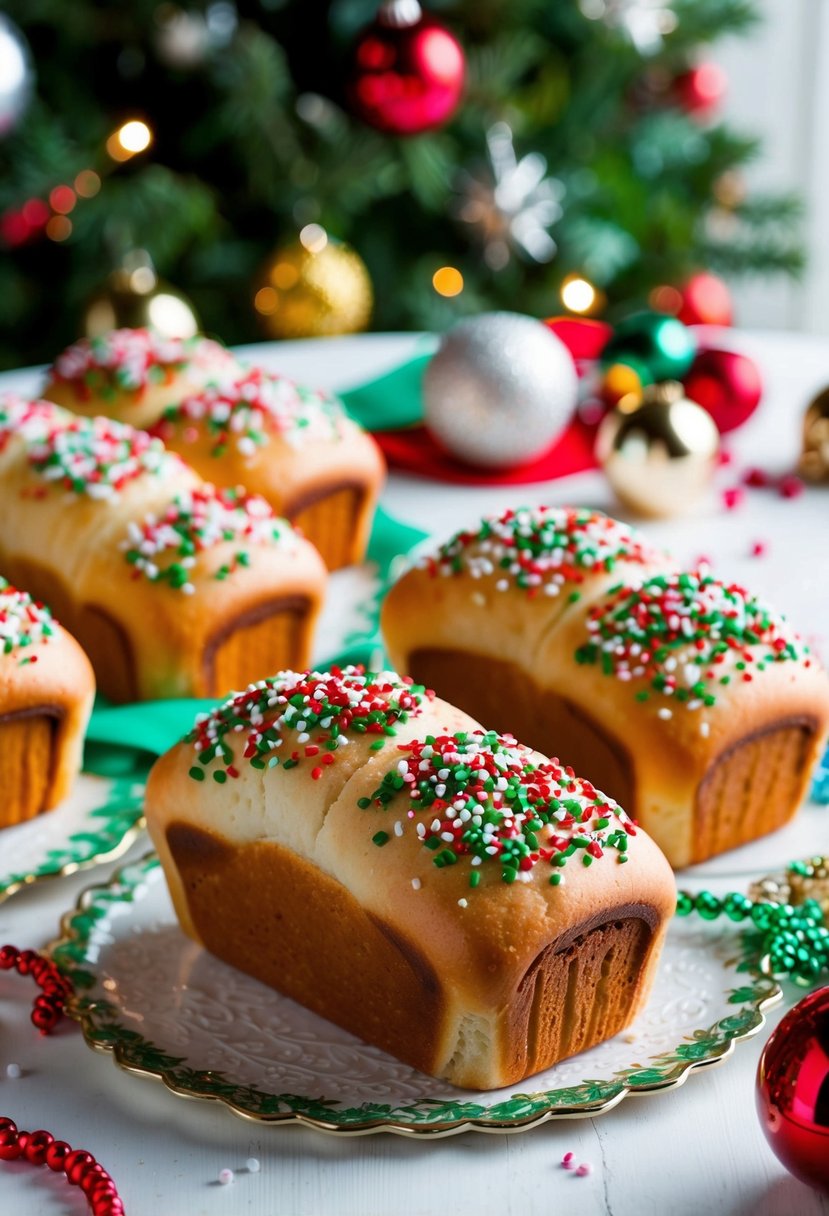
152, 366, 352, 455
0, 575, 95, 794
383, 505, 674, 668
42, 328, 239, 427
149, 366, 385, 511
0, 574, 93, 697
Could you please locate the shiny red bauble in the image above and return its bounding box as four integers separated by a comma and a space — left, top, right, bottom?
757, 987, 829, 1194
683, 347, 763, 434
346, 0, 465, 136
677, 271, 733, 327
674, 62, 728, 118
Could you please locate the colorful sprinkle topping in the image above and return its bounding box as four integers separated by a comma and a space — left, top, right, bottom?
362, 730, 634, 884
152, 366, 347, 457
576, 570, 808, 708
186, 666, 433, 779
25, 416, 179, 498
0, 577, 54, 658
49, 328, 234, 399
123, 485, 298, 592
0, 395, 60, 454
424, 506, 660, 596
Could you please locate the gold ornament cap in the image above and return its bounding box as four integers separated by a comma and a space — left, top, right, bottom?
800, 386, 829, 482
596, 380, 720, 518
83, 250, 200, 340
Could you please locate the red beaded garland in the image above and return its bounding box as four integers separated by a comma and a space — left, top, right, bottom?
0, 1119, 124, 1212
0, 943, 73, 1034
24, 1129, 54, 1165
46, 1139, 71, 1171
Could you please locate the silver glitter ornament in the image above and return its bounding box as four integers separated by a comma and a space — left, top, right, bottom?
423, 312, 578, 468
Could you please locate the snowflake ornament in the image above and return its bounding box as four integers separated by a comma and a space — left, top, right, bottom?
455, 122, 563, 270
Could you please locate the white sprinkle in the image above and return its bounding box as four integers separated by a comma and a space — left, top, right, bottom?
458, 898, 468, 908
658, 707, 673, 720
218, 1169, 234, 1185
394, 821, 403, 837
5, 1063, 21, 1079
700, 721, 710, 738
411, 877, 421, 890
246, 1158, 260, 1173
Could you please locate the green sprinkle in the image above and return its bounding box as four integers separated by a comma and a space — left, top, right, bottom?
372, 831, 390, 847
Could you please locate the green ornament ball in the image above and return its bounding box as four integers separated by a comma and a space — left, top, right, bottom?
602, 310, 697, 382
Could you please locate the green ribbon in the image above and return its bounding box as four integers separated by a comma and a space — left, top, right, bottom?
339, 350, 432, 432
84, 502, 428, 779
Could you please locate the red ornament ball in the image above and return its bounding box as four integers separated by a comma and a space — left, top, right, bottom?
677, 272, 733, 327
757, 986, 829, 1194
346, 0, 465, 136
674, 62, 728, 118
683, 347, 762, 434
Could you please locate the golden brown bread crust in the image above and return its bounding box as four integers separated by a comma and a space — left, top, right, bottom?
0, 582, 95, 826
144, 668, 676, 1088
149, 369, 385, 570
382, 508, 829, 868
0, 398, 326, 701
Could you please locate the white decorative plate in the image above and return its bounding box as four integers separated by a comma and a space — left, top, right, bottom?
0, 775, 145, 903
49, 854, 781, 1136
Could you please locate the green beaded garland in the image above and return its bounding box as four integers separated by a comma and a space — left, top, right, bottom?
675, 880, 829, 987
723, 892, 752, 921
695, 891, 722, 920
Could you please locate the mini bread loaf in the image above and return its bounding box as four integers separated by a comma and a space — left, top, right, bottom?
382, 505, 829, 869
144, 666, 675, 1089
42, 328, 239, 429
150, 366, 385, 570
0, 394, 326, 702
0, 576, 94, 827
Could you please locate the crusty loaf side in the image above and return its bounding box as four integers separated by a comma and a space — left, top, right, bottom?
0, 396, 327, 701
0, 578, 95, 825
42, 328, 239, 429
145, 667, 676, 1089
382, 507, 829, 868
150, 368, 385, 570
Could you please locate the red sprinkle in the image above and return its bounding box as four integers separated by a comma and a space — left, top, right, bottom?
722, 487, 744, 511
743, 466, 770, 487
750, 541, 768, 558
779, 474, 805, 499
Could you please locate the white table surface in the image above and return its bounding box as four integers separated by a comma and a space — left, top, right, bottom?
1, 330, 829, 1216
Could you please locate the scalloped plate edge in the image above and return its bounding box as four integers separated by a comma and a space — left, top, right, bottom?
46, 852, 783, 1138
0, 813, 145, 906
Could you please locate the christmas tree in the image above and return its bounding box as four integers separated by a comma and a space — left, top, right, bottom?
0, 0, 803, 369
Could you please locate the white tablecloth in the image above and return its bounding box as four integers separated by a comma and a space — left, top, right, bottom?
0, 331, 828, 1216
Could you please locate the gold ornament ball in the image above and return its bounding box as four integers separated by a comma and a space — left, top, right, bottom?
596, 381, 720, 518
800, 386, 829, 482
83, 250, 200, 340
256, 235, 373, 339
